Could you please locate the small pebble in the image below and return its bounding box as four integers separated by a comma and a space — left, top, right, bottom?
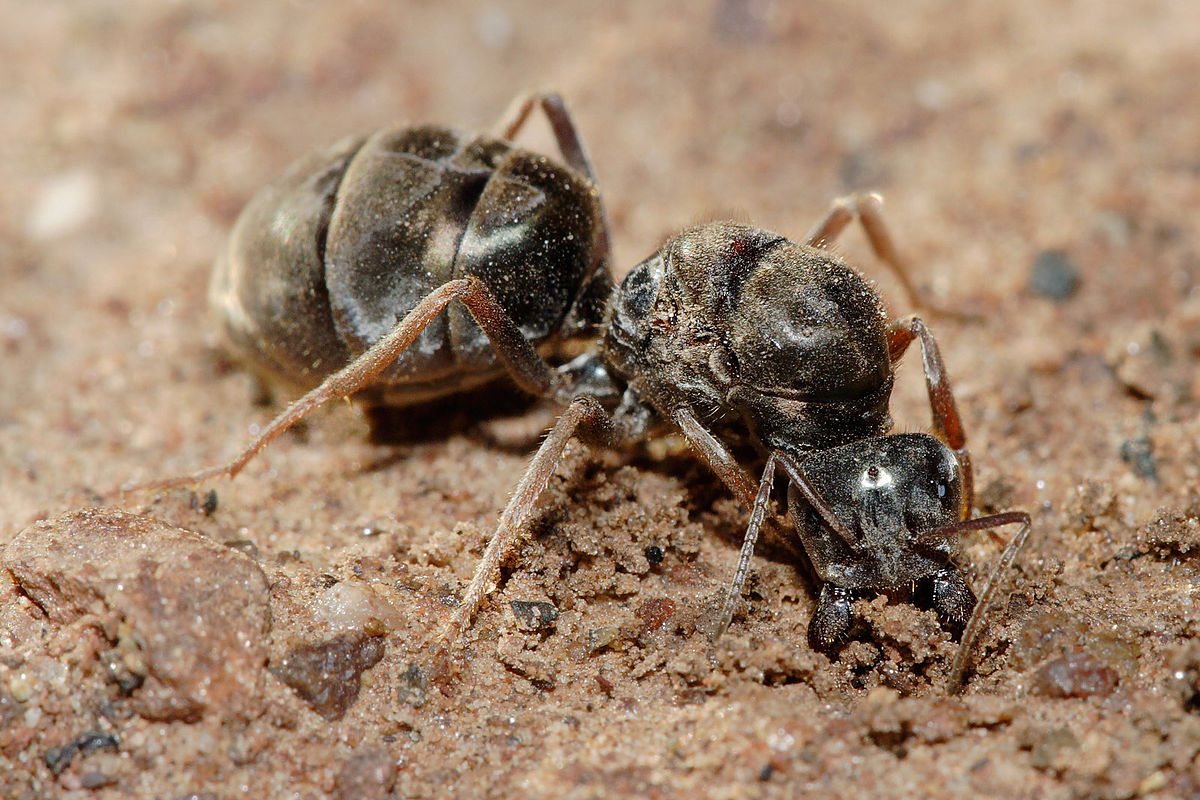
586, 627, 621, 653
8, 672, 34, 703
271, 633, 386, 720
1120, 437, 1158, 481
43, 732, 119, 777
334, 747, 396, 800
510, 601, 559, 632
1027, 250, 1080, 301
313, 581, 400, 635
1031, 649, 1118, 698
396, 663, 428, 708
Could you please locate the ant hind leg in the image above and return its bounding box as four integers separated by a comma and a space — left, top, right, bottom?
119, 278, 567, 495
886, 315, 974, 512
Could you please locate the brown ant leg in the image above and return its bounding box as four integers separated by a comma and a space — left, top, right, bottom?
672, 408, 764, 513
672, 406, 812, 551
493, 91, 613, 283
804, 192, 925, 310
886, 315, 974, 512
711, 452, 778, 641
440, 395, 618, 645
493, 90, 598, 180
805, 192, 970, 319
120, 277, 567, 495
709, 449, 858, 642
938, 511, 1032, 693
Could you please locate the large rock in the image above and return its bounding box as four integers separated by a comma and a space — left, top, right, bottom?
3, 508, 270, 721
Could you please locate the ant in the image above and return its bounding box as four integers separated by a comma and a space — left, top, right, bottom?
123, 91, 1029, 692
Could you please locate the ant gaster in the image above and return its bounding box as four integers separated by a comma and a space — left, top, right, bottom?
125, 92, 1029, 692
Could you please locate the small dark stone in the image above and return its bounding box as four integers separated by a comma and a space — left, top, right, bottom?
270, 633, 386, 720
1027, 250, 1080, 301
510, 600, 559, 632
43, 732, 119, 776
1120, 437, 1158, 481
644, 545, 664, 566
397, 662, 428, 708
1031, 649, 1118, 698
44, 745, 73, 777
200, 489, 218, 516
75, 732, 119, 755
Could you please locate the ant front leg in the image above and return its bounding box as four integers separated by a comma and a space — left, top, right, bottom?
938, 511, 1032, 693
710, 452, 779, 641
808, 584, 855, 653
710, 448, 859, 644
120, 277, 567, 495
887, 315, 974, 512
929, 566, 976, 637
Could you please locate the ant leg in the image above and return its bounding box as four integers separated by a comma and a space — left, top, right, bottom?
707, 445, 860, 643
886, 315, 974, 512
807, 584, 854, 653
493, 90, 613, 284
672, 407, 780, 518
493, 90, 599, 181
930, 566, 976, 637
440, 395, 618, 643
804, 191, 925, 311
941, 511, 1032, 693
120, 277, 567, 495
711, 453, 778, 641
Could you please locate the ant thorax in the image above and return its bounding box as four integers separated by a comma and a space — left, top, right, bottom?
603, 221, 894, 453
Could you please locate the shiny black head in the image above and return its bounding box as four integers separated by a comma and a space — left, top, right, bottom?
789, 432, 965, 591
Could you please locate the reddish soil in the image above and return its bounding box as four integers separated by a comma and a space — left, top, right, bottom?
2, 2, 1199, 797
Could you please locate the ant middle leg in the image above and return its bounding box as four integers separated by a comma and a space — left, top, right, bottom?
886, 315, 974, 511
120, 277, 568, 495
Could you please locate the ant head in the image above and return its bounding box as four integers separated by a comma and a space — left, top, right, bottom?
790, 432, 965, 588
603, 222, 892, 448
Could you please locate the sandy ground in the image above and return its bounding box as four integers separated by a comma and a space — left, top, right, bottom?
2, 1, 1200, 797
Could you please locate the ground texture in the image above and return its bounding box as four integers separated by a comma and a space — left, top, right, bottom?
2, 1, 1200, 797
